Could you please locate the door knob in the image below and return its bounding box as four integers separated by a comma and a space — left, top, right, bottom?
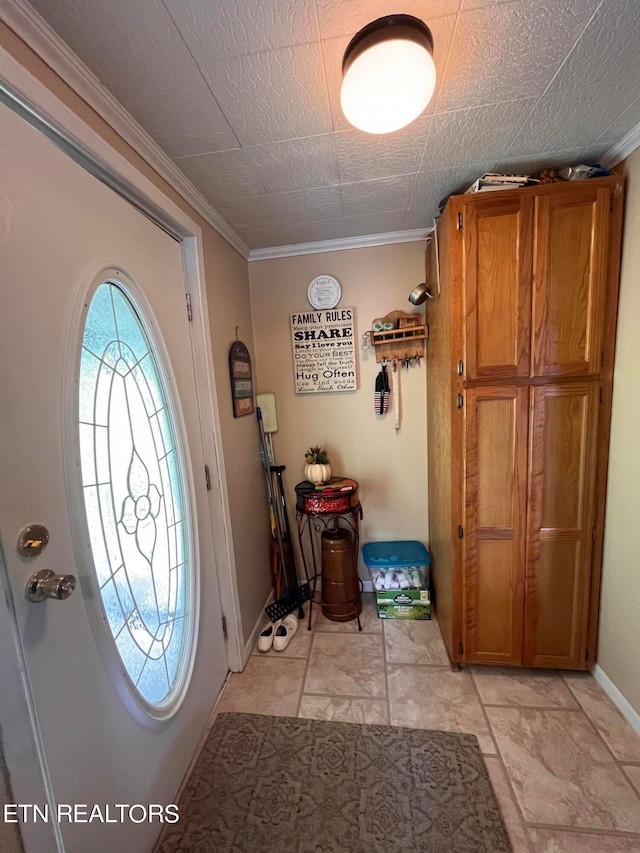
25, 569, 76, 603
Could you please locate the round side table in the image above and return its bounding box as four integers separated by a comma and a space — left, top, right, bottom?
294, 478, 363, 631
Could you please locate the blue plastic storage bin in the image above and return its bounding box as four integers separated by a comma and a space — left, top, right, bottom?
363, 541, 432, 619
362, 540, 430, 570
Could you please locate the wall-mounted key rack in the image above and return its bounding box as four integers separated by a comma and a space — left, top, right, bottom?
368, 310, 428, 363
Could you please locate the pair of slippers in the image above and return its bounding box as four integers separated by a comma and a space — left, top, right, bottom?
258, 613, 299, 653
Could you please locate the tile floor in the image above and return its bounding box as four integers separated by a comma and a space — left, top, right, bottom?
215, 594, 640, 852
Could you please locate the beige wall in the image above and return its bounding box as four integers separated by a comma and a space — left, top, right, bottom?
202, 230, 272, 641
249, 242, 429, 580
597, 147, 640, 716
1, 22, 272, 647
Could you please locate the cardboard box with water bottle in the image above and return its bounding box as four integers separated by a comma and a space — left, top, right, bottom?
363, 541, 432, 620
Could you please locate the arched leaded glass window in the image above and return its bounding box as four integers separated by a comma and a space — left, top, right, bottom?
78, 279, 193, 711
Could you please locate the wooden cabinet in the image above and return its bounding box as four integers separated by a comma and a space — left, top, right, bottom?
464, 195, 533, 380
426, 176, 624, 670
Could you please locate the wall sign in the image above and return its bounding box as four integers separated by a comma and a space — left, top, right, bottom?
228, 341, 254, 417
290, 308, 357, 394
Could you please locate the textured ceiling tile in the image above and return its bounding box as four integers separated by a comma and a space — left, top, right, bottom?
542, 0, 640, 97
421, 98, 536, 171
244, 135, 339, 193
502, 96, 589, 158
163, 0, 319, 60
28, 0, 640, 250
505, 81, 640, 160
595, 96, 640, 145
174, 149, 267, 202
316, 0, 460, 41
143, 96, 238, 160
505, 0, 640, 155
341, 174, 416, 217
213, 195, 280, 229
235, 223, 290, 250
462, 0, 520, 8
203, 43, 332, 146
436, 0, 600, 113
343, 210, 408, 238
494, 148, 590, 177
405, 163, 494, 227
269, 186, 343, 223
335, 117, 431, 184
285, 218, 347, 244
320, 34, 353, 132
322, 14, 457, 133
28, 0, 238, 158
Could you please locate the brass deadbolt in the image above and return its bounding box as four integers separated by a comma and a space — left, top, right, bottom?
17, 524, 50, 558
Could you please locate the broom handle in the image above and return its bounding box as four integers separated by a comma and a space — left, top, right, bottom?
271, 466, 298, 587
272, 464, 305, 619
257, 408, 290, 599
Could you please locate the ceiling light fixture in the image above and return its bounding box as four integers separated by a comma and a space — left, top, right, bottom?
340, 14, 436, 135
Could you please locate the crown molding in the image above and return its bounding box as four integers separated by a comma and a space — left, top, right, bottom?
600, 121, 640, 169
1, 0, 250, 259
248, 228, 430, 261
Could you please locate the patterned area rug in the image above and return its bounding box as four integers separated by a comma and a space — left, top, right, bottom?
156, 712, 512, 852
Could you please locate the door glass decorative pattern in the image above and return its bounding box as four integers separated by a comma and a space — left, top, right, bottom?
78, 281, 192, 709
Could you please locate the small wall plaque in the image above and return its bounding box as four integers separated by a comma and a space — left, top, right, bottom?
229, 340, 254, 417
307, 274, 341, 309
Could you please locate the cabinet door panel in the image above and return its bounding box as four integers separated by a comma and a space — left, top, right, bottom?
524, 384, 598, 668
464, 386, 528, 664
535, 540, 585, 660
532, 187, 610, 377
464, 196, 533, 379
474, 540, 518, 658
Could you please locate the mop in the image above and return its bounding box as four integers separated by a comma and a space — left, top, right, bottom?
256, 406, 309, 624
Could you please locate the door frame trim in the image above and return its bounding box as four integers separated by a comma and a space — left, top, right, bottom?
0, 41, 244, 845
0, 548, 63, 852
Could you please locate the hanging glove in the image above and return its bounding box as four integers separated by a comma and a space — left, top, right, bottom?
374, 369, 384, 414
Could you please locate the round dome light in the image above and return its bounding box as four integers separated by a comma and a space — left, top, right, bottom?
340, 15, 436, 135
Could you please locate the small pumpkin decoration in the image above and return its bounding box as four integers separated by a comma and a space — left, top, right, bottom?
304, 446, 331, 484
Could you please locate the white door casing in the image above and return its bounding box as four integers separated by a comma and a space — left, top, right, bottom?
0, 92, 231, 852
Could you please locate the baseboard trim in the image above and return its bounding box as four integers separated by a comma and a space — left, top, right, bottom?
242, 591, 273, 668
593, 664, 640, 736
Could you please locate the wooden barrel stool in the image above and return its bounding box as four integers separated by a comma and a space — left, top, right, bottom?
321, 528, 362, 622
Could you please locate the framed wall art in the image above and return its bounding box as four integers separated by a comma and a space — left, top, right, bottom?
229, 340, 254, 417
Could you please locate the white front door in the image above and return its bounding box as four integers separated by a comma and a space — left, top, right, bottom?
0, 102, 228, 851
